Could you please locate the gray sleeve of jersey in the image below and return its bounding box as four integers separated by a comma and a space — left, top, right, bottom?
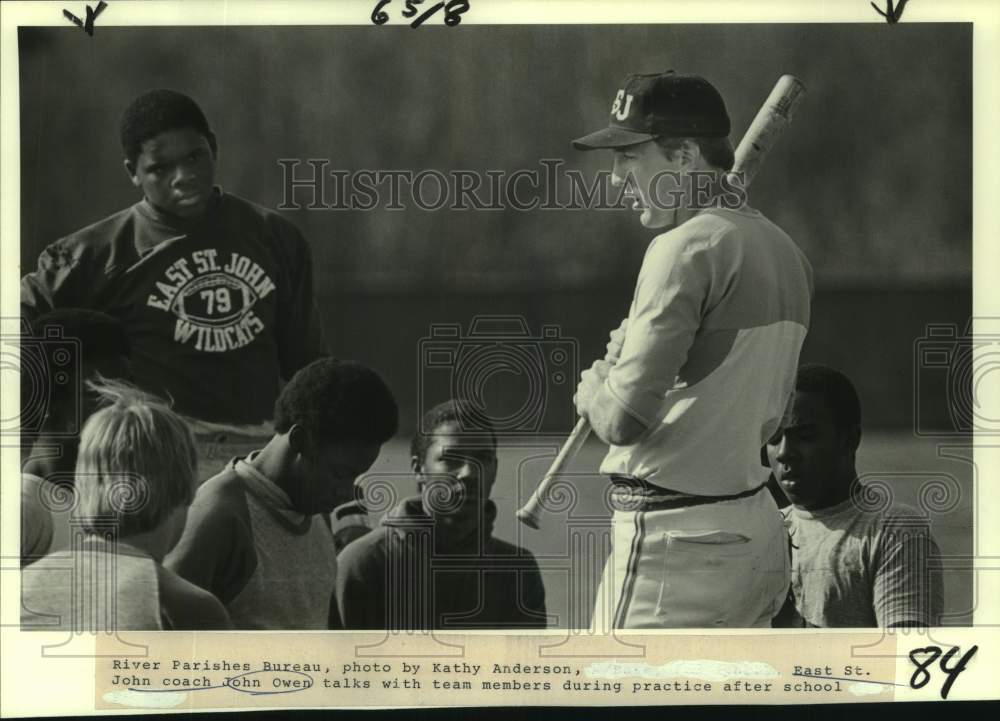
872, 515, 944, 627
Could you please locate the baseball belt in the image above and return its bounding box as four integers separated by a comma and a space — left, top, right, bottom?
608, 475, 767, 513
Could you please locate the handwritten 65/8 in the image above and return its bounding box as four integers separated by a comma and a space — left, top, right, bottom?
371, 0, 470, 28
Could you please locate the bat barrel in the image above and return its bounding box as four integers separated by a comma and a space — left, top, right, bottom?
729, 75, 807, 189
770, 75, 807, 119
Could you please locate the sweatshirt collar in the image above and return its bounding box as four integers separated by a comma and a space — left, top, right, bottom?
381, 496, 498, 549
134, 186, 223, 232
232, 454, 313, 534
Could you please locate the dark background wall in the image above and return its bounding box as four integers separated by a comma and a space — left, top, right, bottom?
19, 24, 971, 432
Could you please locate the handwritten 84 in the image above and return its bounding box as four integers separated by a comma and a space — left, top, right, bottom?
908, 645, 978, 700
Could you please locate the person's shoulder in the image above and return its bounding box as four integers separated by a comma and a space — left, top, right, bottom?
218, 192, 305, 239
168, 467, 252, 563
700, 207, 809, 272
196, 464, 244, 495
833, 498, 924, 524
876, 503, 935, 534
40, 206, 138, 261
157, 563, 214, 602
63, 205, 137, 241
879, 502, 927, 519
336, 526, 394, 587
21, 473, 54, 562
819, 500, 932, 546
20, 473, 52, 518
646, 210, 743, 264
679, 207, 747, 237
680, 206, 797, 247
218, 192, 280, 219
189, 466, 249, 521
781, 504, 841, 538
21, 471, 46, 493
333, 525, 374, 554
486, 537, 540, 564
156, 564, 232, 630
338, 525, 388, 570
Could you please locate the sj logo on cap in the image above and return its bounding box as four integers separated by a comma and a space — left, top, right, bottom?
611, 90, 634, 121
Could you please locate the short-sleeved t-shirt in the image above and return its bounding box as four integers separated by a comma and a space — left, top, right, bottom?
21, 538, 231, 631
782, 499, 944, 627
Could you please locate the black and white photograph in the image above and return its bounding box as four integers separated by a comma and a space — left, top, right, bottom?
1, 0, 996, 714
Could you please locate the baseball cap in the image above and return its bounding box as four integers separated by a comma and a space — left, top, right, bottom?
572, 71, 731, 150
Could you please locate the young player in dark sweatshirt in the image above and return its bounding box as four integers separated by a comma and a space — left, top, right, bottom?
336, 400, 547, 630
21, 90, 326, 480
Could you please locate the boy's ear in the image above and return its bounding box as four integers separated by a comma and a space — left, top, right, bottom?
412, 456, 426, 497
676, 139, 700, 168
287, 424, 308, 455
206, 131, 218, 158
123, 159, 140, 187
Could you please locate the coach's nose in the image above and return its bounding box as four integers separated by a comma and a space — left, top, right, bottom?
611, 155, 626, 187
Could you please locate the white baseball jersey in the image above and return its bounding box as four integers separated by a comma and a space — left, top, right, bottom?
600, 205, 813, 495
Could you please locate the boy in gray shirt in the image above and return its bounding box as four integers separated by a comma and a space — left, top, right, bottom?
767, 364, 943, 627
22, 380, 229, 631
166, 359, 398, 629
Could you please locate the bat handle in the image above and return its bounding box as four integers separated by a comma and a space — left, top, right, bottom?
516, 418, 593, 528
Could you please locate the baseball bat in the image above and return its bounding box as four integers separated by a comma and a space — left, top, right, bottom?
516, 75, 807, 530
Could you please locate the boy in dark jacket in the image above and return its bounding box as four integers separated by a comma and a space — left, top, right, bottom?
336, 400, 547, 629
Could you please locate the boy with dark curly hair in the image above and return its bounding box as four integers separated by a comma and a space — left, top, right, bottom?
165, 358, 398, 629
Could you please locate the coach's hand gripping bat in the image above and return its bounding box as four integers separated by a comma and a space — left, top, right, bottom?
516, 75, 807, 530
